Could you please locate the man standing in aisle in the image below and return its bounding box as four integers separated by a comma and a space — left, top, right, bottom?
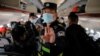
40, 2, 66, 56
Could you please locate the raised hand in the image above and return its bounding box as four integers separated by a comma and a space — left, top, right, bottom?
43, 26, 55, 43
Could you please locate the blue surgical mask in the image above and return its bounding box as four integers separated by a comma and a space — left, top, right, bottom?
42, 13, 54, 24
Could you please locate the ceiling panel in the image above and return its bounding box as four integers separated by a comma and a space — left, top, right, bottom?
41, 0, 65, 7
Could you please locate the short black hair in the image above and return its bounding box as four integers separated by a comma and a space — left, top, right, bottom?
29, 13, 36, 17
68, 12, 78, 22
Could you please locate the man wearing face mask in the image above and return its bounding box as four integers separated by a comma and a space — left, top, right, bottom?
58, 17, 66, 28
24, 13, 39, 56
29, 13, 38, 25
40, 2, 66, 56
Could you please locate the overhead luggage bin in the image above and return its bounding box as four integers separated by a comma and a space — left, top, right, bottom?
85, 0, 100, 13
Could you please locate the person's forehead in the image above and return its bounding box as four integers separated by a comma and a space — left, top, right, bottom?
43, 8, 55, 13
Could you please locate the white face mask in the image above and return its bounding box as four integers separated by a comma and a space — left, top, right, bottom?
29, 18, 38, 25
42, 13, 54, 24
58, 19, 64, 23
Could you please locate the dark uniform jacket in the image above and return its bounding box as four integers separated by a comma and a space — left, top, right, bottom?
41, 20, 66, 56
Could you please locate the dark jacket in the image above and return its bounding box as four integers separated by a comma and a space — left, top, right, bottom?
41, 20, 66, 56
63, 24, 97, 56
10, 21, 39, 56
